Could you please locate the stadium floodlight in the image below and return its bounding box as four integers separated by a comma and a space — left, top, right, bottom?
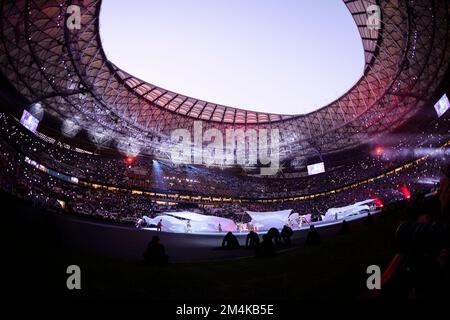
61, 118, 81, 138
29, 102, 44, 121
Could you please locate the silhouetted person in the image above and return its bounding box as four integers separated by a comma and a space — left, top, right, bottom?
365, 212, 374, 225
339, 220, 351, 235
267, 227, 281, 245
281, 225, 294, 246
222, 232, 239, 250
246, 231, 260, 249
143, 236, 168, 265
64, 201, 75, 214
438, 164, 450, 222
305, 225, 321, 245
259, 234, 275, 257
311, 209, 323, 222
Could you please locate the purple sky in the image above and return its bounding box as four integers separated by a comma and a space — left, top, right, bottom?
100, 0, 364, 115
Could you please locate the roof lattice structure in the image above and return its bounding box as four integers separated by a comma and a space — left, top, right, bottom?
0, 0, 449, 163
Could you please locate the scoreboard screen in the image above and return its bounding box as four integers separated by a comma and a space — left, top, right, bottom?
307, 162, 325, 176
434, 94, 450, 118
20, 110, 39, 133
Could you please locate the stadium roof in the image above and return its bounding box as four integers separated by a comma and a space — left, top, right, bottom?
0, 0, 449, 162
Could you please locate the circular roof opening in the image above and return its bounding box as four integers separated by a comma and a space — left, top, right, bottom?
100, 0, 364, 115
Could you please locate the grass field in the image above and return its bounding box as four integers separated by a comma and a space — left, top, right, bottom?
6, 204, 406, 301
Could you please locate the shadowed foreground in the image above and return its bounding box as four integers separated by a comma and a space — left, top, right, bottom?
3, 194, 403, 301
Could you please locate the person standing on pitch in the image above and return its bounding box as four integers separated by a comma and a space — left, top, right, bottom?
156, 219, 163, 232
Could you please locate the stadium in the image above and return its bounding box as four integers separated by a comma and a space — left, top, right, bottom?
1, 0, 450, 308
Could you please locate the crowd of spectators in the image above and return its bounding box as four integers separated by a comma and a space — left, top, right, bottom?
1, 112, 448, 199
0, 112, 447, 226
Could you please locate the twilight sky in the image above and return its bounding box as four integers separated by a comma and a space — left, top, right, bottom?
100, 0, 364, 115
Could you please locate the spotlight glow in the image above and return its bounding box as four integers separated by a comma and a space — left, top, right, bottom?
400, 184, 411, 200
374, 146, 384, 157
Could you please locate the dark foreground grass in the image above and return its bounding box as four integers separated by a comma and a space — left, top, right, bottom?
7, 208, 405, 301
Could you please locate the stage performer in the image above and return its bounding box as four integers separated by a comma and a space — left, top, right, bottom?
156, 219, 163, 232
186, 220, 192, 233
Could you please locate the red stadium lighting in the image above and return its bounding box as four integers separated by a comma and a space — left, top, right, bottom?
374, 198, 384, 208
400, 184, 411, 200
374, 146, 384, 156
126, 156, 134, 164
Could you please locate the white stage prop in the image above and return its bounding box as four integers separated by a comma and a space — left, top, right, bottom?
143, 211, 237, 233
323, 199, 375, 221
288, 213, 312, 228
246, 209, 292, 230
288, 213, 299, 227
